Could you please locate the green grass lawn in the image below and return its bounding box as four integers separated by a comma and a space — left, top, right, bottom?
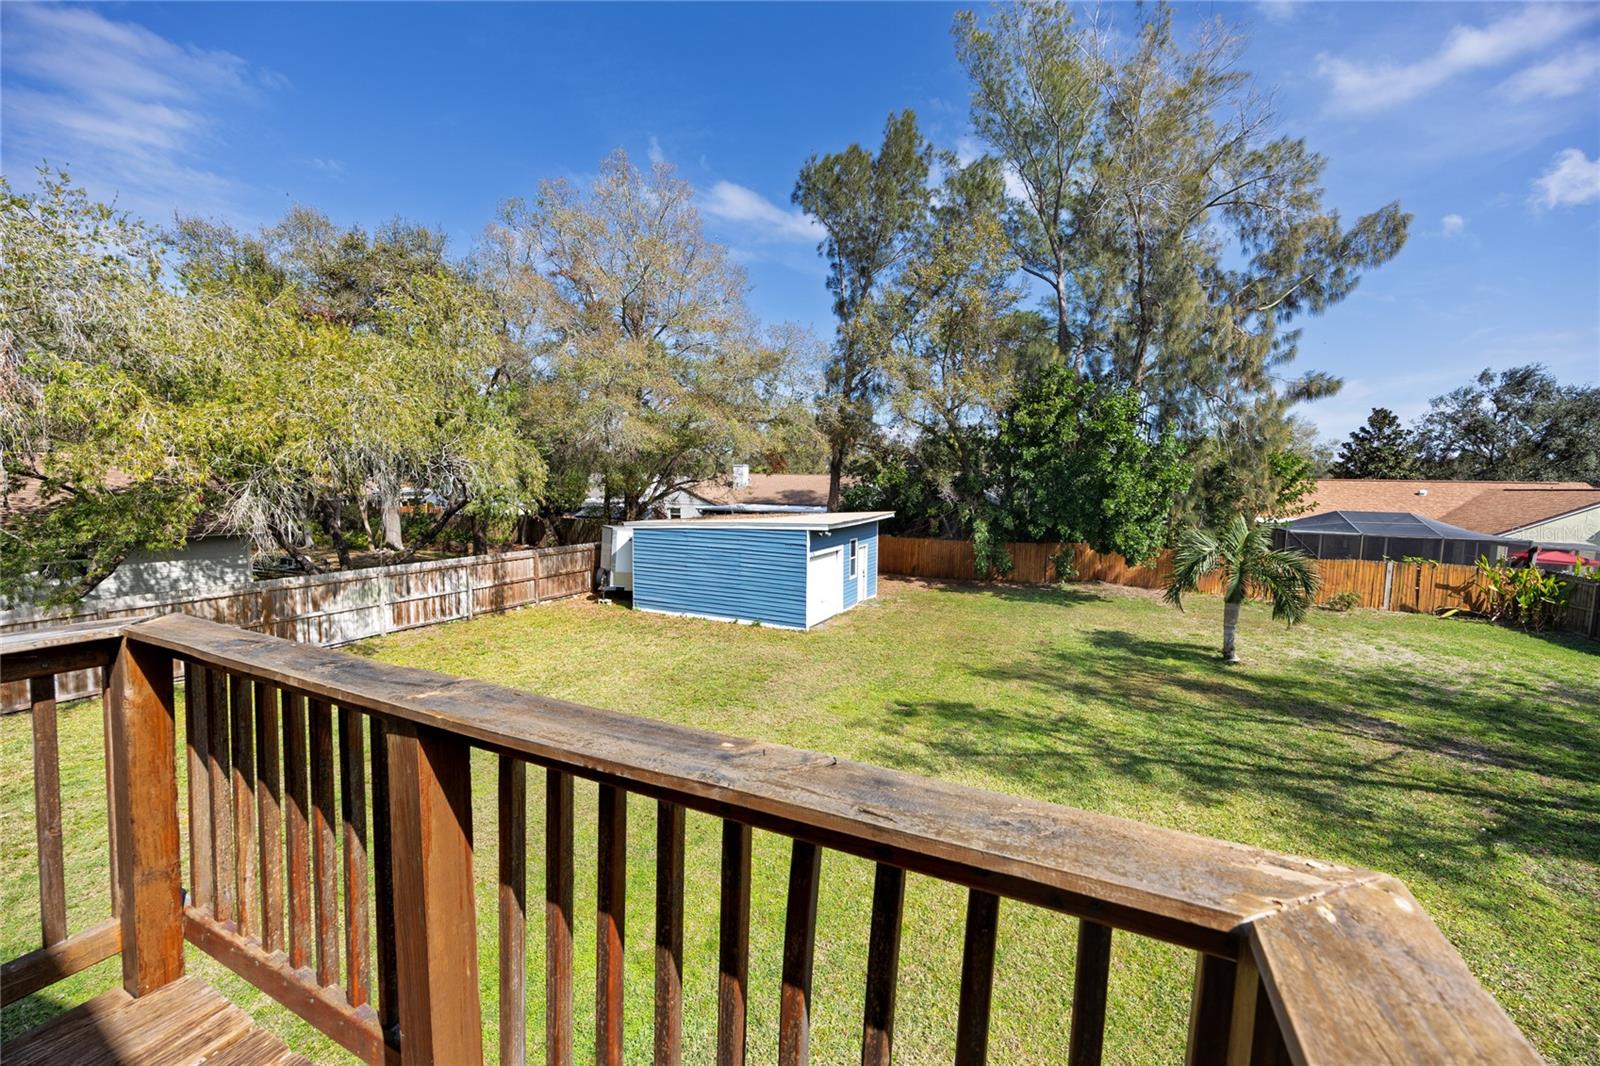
4, 578, 1596, 1063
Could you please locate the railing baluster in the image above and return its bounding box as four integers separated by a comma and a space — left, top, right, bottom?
654, 801, 685, 1066
257, 681, 285, 954
954, 889, 1000, 1066
30, 674, 67, 947
1185, 953, 1237, 1066
229, 673, 258, 940
860, 863, 905, 1066
339, 705, 371, 1006
283, 691, 313, 971
1226, 953, 1291, 1066
1068, 919, 1113, 1066
184, 663, 214, 915
778, 839, 822, 1066
102, 671, 124, 918
370, 714, 398, 1034
207, 669, 235, 924
309, 697, 340, 987
499, 756, 528, 1066
596, 783, 627, 1066
717, 820, 752, 1066
546, 769, 575, 1066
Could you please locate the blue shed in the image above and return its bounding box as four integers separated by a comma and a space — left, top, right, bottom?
624, 512, 891, 629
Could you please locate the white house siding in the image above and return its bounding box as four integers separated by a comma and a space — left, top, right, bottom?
1507, 506, 1600, 549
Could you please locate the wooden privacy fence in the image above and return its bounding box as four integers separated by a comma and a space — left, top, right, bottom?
882, 537, 1492, 613
0, 543, 597, 711
2, 616, 1540, 1065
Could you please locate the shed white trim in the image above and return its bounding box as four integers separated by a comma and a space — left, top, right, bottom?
624, 511, 893, 532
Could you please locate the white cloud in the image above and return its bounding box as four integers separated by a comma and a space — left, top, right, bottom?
0, 5, 275, 218
647, 135, 666, 166
1316, 4, 1599, 114
310, 157, 345, 176
1530, 148, 1600, 209
1500, 41, 1600, 100
1440, 213, 1467, 237
700, 181, 823, 243
1256, 1, 1301, 25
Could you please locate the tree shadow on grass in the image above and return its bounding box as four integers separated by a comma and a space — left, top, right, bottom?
857, 627, 1599, 886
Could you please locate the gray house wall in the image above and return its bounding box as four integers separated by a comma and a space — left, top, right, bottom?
83, 535, 254, 604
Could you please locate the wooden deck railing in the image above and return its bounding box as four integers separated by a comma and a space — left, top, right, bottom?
2, 615, 1541, 1065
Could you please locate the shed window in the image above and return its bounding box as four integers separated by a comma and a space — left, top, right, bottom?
848, 538, 858, 578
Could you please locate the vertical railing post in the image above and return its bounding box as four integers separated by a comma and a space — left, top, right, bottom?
386, 719, 483, 1066
109, 637, 184, 996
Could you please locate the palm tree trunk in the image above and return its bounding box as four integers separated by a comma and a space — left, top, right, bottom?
1221, 599, 1242, 663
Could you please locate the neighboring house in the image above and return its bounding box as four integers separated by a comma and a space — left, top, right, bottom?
1299, 480, 1600, 551
625, 512, 888, 629
660, 466, 832, 518
2, 473, 253, 609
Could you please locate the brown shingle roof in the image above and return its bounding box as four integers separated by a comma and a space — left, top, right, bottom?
1301, 480, 1600, 534
685, 473, 832, 508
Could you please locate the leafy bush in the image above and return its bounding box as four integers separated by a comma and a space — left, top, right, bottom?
1474, 559, 1572, 632
1324, 590, 1362, 612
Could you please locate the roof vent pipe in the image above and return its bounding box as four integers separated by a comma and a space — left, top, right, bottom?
1416, 489, 1428, 496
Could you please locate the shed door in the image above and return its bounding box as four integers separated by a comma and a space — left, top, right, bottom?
807, 548, 844, 627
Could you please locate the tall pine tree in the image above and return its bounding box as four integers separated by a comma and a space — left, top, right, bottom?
1330, 408, 1417, 479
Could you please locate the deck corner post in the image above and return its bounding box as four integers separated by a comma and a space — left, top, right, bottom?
109, 636, 185, 996
386, 718, 483, 1066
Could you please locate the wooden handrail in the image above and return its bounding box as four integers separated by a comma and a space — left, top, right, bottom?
2, 615, 1541, 1065
128, 613, 1366, 953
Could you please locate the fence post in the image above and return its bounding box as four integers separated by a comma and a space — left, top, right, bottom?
1381, 561, 1395, 611
378, 567, 392, 638
109, 637, 185, 996
386, 719, 483, 1066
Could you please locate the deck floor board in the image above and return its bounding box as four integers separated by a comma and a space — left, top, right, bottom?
1, 975, 311, 1066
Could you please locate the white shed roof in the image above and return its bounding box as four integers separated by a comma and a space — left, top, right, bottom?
624, 511, 893, 532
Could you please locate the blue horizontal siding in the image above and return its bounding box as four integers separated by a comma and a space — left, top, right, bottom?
633, 527, 808, 628
809, 520, 879, 611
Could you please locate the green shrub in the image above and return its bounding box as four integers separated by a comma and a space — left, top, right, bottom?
1325, 590, 1362, 612
1474, 558, 1572, 632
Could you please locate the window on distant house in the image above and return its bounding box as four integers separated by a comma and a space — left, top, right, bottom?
848, 538, 858, 578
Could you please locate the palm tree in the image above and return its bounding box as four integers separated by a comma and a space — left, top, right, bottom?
1164, 514, 1319, 663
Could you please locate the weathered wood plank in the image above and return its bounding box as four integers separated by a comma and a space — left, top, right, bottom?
595, 783, 627, 1066
109, 638, 184, 995
545, 768, 575, 1066
778, 839, 821, 1066
860, 863, 905, 1066
370, 714, 399, 1033
127, 614, 1382, 953
654, 800, 685, 1066
206, 668, 235, 924
184, 663, 214, 915
717, 819, 751, 1066
339, 705, 372, 1008
283, 690, 313, 971
499, 756, 527, 1066
385, 719, 483, 1065
230, 673, 258, 940
1, 638, 118, 685
0, 918, 121, 1006
257, 681, 285, 954
102, 675, 123, 919
954, 889, 1000, 1066
1248, 877, 1541, 1065
1184, 952, 1237, 1066
1, 971, 314, 1066
1225, 952, 1290, 1066
184, 909, 384, 1065
1068, 920, 1113, 1066
30, 674, 67, 947
309, 697, 340, 988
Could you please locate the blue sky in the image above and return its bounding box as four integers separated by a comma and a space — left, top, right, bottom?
3, 1, 1597, 443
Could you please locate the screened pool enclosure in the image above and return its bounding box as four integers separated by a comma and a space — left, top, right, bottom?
1273, 510, 1527, 565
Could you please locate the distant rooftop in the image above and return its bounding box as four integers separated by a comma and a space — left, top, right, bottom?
1300, 479, 1600, 534
625, 511, 892, 532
